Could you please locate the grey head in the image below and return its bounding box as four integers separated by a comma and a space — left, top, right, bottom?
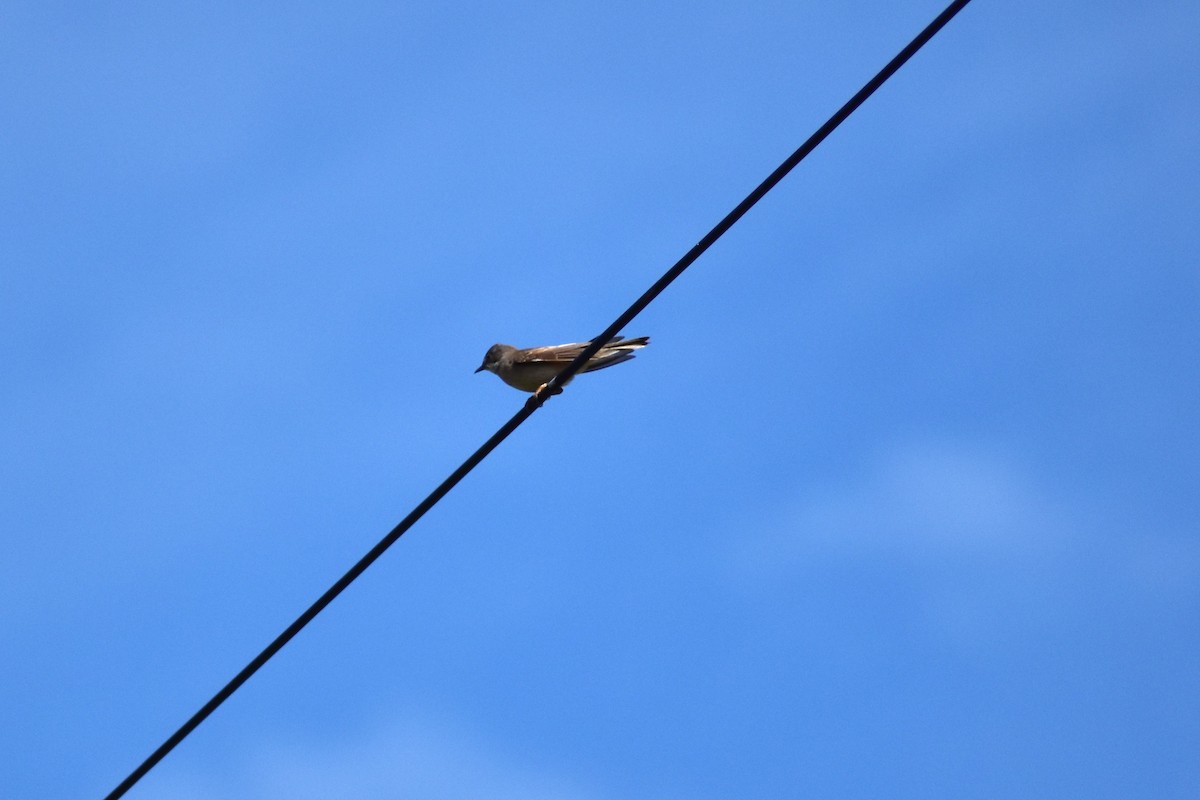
475, 343, 515, 374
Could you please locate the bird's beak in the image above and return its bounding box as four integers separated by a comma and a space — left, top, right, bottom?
474, 365, 486, 373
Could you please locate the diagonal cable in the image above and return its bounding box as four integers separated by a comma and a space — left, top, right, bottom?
103, 1, 973, 797
539, 0, 975, 396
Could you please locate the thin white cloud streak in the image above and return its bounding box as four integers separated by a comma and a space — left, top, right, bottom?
152, 715, 607, 800
750, 441, 1072, 559
731, 439, 1199, 643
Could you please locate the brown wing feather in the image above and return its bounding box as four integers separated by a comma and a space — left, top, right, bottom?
519, 336, 648, 368
519, 342, 591, 364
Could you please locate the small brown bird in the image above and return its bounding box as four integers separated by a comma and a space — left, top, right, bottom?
475, 336, 650, 396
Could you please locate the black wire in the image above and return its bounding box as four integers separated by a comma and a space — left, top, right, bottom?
103, 1, 973, 797
540, 0, 975, 394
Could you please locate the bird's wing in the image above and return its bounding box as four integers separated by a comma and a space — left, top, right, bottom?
521, 337, 633, 362
519, 342, 591, 364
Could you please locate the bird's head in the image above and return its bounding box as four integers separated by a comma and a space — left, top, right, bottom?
475, 343, 511, 374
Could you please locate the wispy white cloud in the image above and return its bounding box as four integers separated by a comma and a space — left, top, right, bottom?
744, 441, 1070, 560
731, 439, 1199, 645
153, 715, 607, 800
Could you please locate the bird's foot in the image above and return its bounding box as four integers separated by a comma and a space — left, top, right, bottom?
533, 383, 563, 400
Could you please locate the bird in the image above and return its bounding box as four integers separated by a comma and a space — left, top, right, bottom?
475, 336, 649, 397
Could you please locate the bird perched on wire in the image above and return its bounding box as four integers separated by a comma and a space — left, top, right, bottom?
475, 336, 650, 398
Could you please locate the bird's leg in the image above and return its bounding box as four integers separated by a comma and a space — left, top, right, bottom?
533, 383, 563, 400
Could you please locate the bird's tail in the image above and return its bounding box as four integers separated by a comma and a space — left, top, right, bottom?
605, 335, 649, 350
582, 335, 650, 373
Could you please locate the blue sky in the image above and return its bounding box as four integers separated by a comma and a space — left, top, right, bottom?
3, 1, 1198, 797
